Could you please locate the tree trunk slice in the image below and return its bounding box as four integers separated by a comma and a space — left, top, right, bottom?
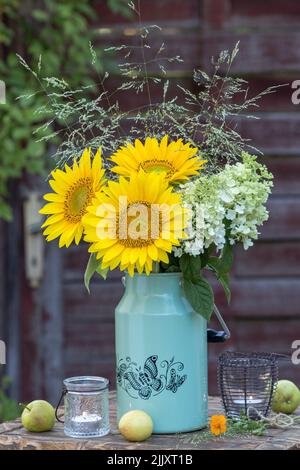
0, 393, 299, 450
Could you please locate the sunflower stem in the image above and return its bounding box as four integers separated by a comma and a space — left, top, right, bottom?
152, 262, 160, 273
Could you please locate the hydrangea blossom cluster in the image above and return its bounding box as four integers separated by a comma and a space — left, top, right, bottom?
175, 153, 273, 256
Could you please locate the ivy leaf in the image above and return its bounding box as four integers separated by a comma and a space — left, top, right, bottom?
179, 254, 202, 281
0, 199, 12, 221
84, 253, 108, 293
32, 9, 49, 22
183, 276, 214, 321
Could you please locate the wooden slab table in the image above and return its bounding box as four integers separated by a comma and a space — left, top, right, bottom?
0, 392, 300, 450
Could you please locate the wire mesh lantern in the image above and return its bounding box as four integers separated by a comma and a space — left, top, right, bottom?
218, 352, 279, 419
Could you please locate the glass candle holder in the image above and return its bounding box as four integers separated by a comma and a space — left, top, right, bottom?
62, 376, 110, 438
218, 352, 278, 420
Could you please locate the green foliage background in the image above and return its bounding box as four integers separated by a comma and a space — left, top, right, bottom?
0, 0, 128, 221
0, 376, 22, 423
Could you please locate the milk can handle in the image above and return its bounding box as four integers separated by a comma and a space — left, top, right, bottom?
207, 304, 231, 343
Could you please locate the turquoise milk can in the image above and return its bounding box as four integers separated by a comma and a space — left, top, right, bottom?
115, 272, 230, 433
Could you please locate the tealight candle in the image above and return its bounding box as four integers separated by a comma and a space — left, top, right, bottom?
232, 395, 264, 418
233, 396, 263, 406
70, 411, 103, 435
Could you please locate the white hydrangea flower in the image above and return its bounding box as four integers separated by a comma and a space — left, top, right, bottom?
177, 152, 273, 256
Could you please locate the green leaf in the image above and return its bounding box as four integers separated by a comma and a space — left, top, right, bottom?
208, 242, 234, 275
84, 253, 108, 293
32, 9, 49, 22
218, 272, 231, 303
207, 256, 221, 272
183, 276, 214, 321
96, 264, 109, 280
0, 377, 22, 422
200, 244, 216, 268
84, 253, 99, 293
179, 254, 201, 280
220, 241, 234, 273
0, 200, 12, 221
107, 0, 133, 17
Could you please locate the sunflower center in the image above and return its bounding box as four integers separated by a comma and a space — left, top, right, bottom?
140, 159, 175, 178
64, 177, 93, 223
118, 201, 161, 248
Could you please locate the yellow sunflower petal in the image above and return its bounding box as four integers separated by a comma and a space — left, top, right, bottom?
111, 136, 205, 184
74, 225, 83, 245
41, 213, 64, 228
148, 244, 158, 261
40, 147, 105, 247
39, 203, 63, 214
127, 264, 135, 277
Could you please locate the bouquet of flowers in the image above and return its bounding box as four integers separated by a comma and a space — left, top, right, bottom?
39, 141, 272, 321
21, 10, 276, 321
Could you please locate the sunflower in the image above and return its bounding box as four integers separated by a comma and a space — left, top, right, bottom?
83, 171, 187, 276
40, 148, 105, 248
110, 135, 206, 184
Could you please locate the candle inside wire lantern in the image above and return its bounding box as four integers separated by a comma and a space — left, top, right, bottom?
218, 352, 278, 419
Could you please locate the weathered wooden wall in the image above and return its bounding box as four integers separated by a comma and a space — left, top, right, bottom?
1, 0, 299, 403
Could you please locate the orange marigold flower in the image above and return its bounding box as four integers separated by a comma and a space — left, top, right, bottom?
210, 415, 227, 436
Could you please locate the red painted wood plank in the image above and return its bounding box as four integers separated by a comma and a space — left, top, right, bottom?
263, 157, 300, 196
214, 278, 300, 318
97, 29, 201, 74
92, 76, 292, 113
202, 32, 300, 74
235, 319, 300, 354
90, 78, 292, 114
202, 0, 230, 30
65, 361, 116, 387
230, 78, 292, 112
64, 283, 123, 320
63, 246, 122, 282
94, 76, 197, 112
234, 242, 300, 277
65, 323, 115, 354
229, 0, 300, 28
96, 0, 201, 25
261, 198, 300, 240
236, 113, 300, 156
